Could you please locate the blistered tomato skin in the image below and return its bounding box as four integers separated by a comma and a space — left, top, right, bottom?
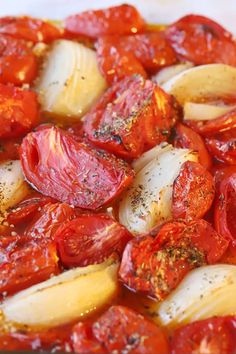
0, 84, 39, 139
119, 219, 229, 300
65, 4, 146, 38
205, 128, 236, 165
166, 14, 236, 66
20, 127, 134, 210
84, 75, 178, 159
73, 306, 169, 354
55, 214, 132, 268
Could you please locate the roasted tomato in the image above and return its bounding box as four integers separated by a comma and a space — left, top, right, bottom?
0, 325, 73, 352
166, 15, 236, 65
0, 236, 59, 297
171, 316, 236, 354
0, 138, 20, 162
206, 128, 236, 165
214, 171, 236, 240
119, 219, 229, 300
84, 75, 178, 159
0, 16, 62, 43
0, 34, 37, 85
172, 161, 215, 220
20, 127, 134, 209
0, 84, 39, 139
65, 4, 146, 38
55, 214, 132, 267
73, 306, 169, 354
174, 123, 212, 169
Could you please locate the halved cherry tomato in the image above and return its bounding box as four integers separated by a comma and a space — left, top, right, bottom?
96, 36, 147, 84
0, 237, 59, 297
206, 128, 236, 165
172, 161, 215, 220
119, 219, 229, 300
0, 34, 37, 85
65, 4, 146, 38
214, 172, 236, 240
0, 16, 62, 43
0, 138, 20, 162
84, 75, 178, 159
0, 84, 39, 139
73, 306, 169, 354
171, 316, 236, 354
55, 214, 132, 268
213, 165, 236, 187
174, 123, 212, 169
166, 15, 236, 65
20, 127, 134, 209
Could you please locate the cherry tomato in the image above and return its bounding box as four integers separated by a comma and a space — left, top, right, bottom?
119, 219, 229, 300
171, 316, 236, 354
172, 161, 215, 220
55, 214, 132, 268
0, 84, 39, 139
166, 15, 236, 65
0, 34, 37, 85
174, 123, 212, 169
0, 237, 59, 297
96, 36, 147, 84
214, 172, 236, 240
84, 75, 179, 159
0, 16, 62, 43
65, 4, 146, 38
206, 128, 236, 165
213, 165, 236, 187
20, 127, 134, 209
73, 306, 169, 354
0, 138, 20, 162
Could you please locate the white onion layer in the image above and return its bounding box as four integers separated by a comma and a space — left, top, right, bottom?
153, 63, 193, 86
184, 102, 236, 121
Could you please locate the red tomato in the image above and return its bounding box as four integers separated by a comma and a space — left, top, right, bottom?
84, 75, 178, 159
96, 36, 147, 84
119, 219, 229, 300
206, 128, 236, 165
171, 316, 236, 354
0, 16, 62, 43
213, 165, 236, 187
20, 127, 134, 209
166, 15, 236, 65
73, 306, 169, 354
185, 108, 236, 136
214, 172, 236, 240
172, 161, 215, 220
0, 237, 59, 297
0, 34, 37, 85
55, 214, 132, 267
0, 84, 39, 139
65, 4, 146, 38
0, 138, 20, 162
174, 123, 212, 169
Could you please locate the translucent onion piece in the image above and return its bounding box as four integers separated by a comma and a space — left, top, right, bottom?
153, 63, 193, 86
155, 264, 236, 328
0, 160, 29, 212
36, 39, 107, 119
162, 64, 236, 104
1, 259, 119, 328
184, 102, 236, 121
119, 145, 197, 234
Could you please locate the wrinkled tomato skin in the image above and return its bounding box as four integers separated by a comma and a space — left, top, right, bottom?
0, 84, 39, 139
20, 127, 134, 210
174, 123, 212, 169
73, 306, 169, 354
172, 161, 215, 220
65, 4, 146, 38
171, 316, 236, 354
0, 16, 62, 43
84, 75, 178, 159
166, 15, 236, 65
119, 219, 229, 300
0, 238, 59, 297
206, 128, 236, 165
55, 214, 132, 268
0, 34, 37, 85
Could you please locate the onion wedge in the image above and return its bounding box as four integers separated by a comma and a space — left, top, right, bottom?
153, 63, 193, 86
184, 102, 236, 121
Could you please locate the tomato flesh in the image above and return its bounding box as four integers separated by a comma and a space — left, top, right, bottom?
206, 128, 236, 165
